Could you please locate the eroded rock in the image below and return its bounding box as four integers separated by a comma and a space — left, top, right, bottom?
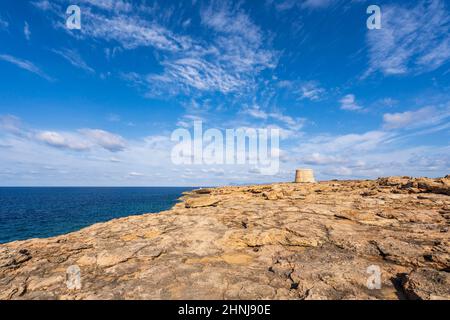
401, 268, 450, 300
0, 176, 449, 300
184, 196, 220, 208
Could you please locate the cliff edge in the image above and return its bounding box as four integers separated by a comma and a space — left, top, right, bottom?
1, 176, 449, 300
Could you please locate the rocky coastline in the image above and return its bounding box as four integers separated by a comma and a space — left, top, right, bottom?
0, 176, 449, 300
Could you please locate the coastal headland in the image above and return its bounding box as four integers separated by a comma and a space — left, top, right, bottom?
0, 176, 449, 300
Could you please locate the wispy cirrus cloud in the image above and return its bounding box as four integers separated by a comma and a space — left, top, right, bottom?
79, 129, 127, 152
339, 94, 363, 111
201, 2, 261, 42
298, 81, 326, 101
147, 58, 245, 94
365, 0, 450, 77
299, 153, 346, 166
24, 22, 31, 40
34, 0, 277, 97
0, 115, 23, 136
79, 10, 192, 52
0, 15, 8, 30
31, 0, 58, 11
241, 105, 306, 132
77, 0, 133, 12
142, 1, 277, 96
301, 0, 334, 9
51, 48, 95, 73
304, 130, 392, 154
0, 54, 54, 81
271, 0, 335, 11
383, 105, 450, 130
201, 2, 276, 70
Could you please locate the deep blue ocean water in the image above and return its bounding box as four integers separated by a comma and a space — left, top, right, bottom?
0, 187, 194, 243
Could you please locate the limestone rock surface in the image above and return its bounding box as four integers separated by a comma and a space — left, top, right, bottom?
0, 176, 449, 300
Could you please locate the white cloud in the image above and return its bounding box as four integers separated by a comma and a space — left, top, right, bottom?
201, 2, 262, 44
201, 168, 225, 176
241, 105, 306, 131
241, 105, 269, 120
282, 99, 450, 180
31, 0, 54, 11
410, 153, 450, 172
305, 130, 392, 154
272, 0, 297, 11
141, 3, 276, 96
80, 11, 191, 52
176, 114, 205, 128
51, 48, 95, 73
24, 22, 31, 40
148, 58, 245, 94
322, 166, 354, 177
299, 81, 326, 101
269, 111, 306, 131
107, 114, 121, 122
290, 130, 395, 179
0, 54, 53, 81
302, 0, 333, 9
1, 110, 448, 185
34, 0, 276, 97
339, 94, 363, 111
0, 115, 23, 135
78, 0, 133, 12
377, 98, 398, 108
0, 16, 8, 30
79, 129, 127, 152
365, 0, 450, 77
0, 116, 127, 153
3, 1, 449, 185
36, 131, 91, 151
383, 105, 450, 130
300, 153, 345, 165
127, 171, 144, 177
272, 0, 334, 11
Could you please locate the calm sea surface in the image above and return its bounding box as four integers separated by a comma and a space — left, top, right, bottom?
0, 187, 194, 243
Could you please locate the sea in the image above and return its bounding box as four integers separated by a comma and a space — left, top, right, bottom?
0, 187, 194, 244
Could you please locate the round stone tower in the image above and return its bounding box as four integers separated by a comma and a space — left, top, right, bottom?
295, 169, 316, 183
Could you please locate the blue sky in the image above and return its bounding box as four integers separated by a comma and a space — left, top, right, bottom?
0, 0, 449, 186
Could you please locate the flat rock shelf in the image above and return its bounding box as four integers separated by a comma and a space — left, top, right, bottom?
0, 176, 449, 300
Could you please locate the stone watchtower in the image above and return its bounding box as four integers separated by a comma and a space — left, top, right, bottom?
295, 169, 316, 183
